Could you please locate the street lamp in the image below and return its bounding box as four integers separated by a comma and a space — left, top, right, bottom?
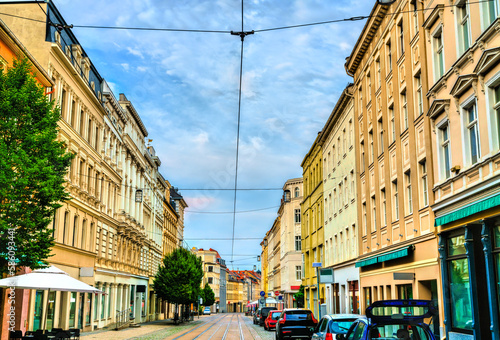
377, 0, 397, 4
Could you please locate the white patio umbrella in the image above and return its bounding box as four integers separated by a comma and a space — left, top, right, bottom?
0, 265, 103, 330
266, 297, 278, 304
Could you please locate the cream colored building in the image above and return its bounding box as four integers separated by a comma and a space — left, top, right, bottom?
320, 85, 360, 315
423, 0, 500, 338
345, 0, 440, 330
266, 214, 281, 304
0, 0, 183, 332
194, 248, 225, 313
279, 179, 303, 308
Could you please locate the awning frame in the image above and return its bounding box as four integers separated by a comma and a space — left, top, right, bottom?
355, 245, 413, 268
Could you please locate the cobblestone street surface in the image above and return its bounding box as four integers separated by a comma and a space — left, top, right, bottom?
80, 313, 276, 340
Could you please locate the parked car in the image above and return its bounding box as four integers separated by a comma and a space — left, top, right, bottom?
258, 306, 278, 326
311, 314, 360, 340
203, 307, 211, 315
253, 308, 261, 324
275, 308, 318, 340
265, 310, 283, 330
338, 300, 438, 340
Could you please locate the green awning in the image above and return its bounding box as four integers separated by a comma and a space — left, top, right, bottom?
434, 193, 500, 227
355, 245, 413, 268
355, 256, 378, 268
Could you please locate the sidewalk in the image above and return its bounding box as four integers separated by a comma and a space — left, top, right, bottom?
80, 317, 204, 340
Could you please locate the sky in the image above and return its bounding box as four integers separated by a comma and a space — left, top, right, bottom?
51, 0, 375, 271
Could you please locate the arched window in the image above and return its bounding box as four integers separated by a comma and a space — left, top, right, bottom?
294, 187, 300, 197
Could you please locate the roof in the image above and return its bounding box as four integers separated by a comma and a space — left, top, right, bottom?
345, 3, 389, 76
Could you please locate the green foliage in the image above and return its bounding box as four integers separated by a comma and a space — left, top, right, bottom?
0, 58, 73, 273
153, 247, 203, 305
294, 284, 305, 308
202, 283, 215, 306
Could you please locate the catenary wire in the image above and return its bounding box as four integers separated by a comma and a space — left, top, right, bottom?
2, 0, 489, 35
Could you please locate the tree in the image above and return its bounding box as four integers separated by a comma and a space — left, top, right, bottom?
293, 284, 305, 308
202, 283, 215, 306
153, 247, 203, 305
0, 58, 73, 273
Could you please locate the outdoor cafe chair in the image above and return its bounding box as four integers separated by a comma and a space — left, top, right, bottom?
68, 329, 80, 340
9, 330, 23, 340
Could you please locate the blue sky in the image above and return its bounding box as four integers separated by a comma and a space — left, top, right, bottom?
53, 0, 374, 270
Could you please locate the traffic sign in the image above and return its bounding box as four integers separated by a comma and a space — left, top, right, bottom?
260, 291, 265, 297
259, 297, 265, 304
274, 290, 280, 296
312, 262, 322, 268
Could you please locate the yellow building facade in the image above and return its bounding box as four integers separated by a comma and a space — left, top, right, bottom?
345, 0, 440, 332
301, 135, 324, 318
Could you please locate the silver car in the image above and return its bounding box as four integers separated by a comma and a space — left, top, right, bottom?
311, 314, 361, 340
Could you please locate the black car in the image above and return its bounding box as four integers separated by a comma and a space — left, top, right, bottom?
258, 306, 278, 326
275, 308, 318, 340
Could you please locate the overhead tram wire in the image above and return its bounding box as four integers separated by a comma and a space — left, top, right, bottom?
2, 0, 493, 36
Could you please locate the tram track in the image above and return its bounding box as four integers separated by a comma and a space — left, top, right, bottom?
165, 313, 263, 340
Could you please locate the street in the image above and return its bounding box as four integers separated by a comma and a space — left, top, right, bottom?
81, 313, 275, 340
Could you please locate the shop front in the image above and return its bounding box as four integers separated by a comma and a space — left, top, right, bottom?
435, 196, 500, 340
356, 237, 441, 336
325, 260, 359, 315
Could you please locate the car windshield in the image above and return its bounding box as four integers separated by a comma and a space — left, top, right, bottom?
329, 319, 357, 334
369, 324, 432, 340
271, 312, 281, 320
285, 311, 312, 320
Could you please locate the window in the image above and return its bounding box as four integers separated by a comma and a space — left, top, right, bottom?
405, 171, 412, 215
463, 101, 480, 166
361, 141, 365, 172
482, 0, 499, 29
208, 266, 213, 272
70, 100, 77, 128
378, 118, 384, 154
367, 72, 372, 97
381, 189, 387, 227
294, 187, 300, 197
411, 0, 419, 37
296, 266, 302, 280
350, 171, 355, 201
401, 90, 408, 130
371, 196, 376, 232
295, 236, 302, 251
376, 57, 381, 89
420, 161, 428, 207
79, 110, 85, 136
398, 20, 404, 56
432, 28, 445, 80
490, 82, 500, 150
343, 129, 347, 155
389, 105, 395, 143
456, 1, 471, 54
333, 189, 337, 212
438, 122, 451, 179
363, 202, 367, 235
415, 73, 423, 117
60, 88, 67, 120
339, 183, 343, 210
295, 209, 301, 223
72, 216, 78, 247
349, 119, 353, 147
386, 40, 392, 72
208, 277, 213, 284
447, 234, 472, 330
359, 86, 363, 110
369, 130, 374, 164
393, 180, 399, 220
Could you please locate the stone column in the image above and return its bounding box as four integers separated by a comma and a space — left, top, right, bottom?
481, 221, 500, 339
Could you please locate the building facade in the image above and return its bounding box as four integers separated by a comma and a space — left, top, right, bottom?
0, 0, 183, 334
279, 179, 304, 309
423, 0, 500, 338
320, 85, 360, 315
194, 248, 224, 313
301, 136, 324, 318
345, 0, 441, 336
266, 214, 281, 305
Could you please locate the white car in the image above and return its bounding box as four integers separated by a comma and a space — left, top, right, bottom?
203, 307, 211, 315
